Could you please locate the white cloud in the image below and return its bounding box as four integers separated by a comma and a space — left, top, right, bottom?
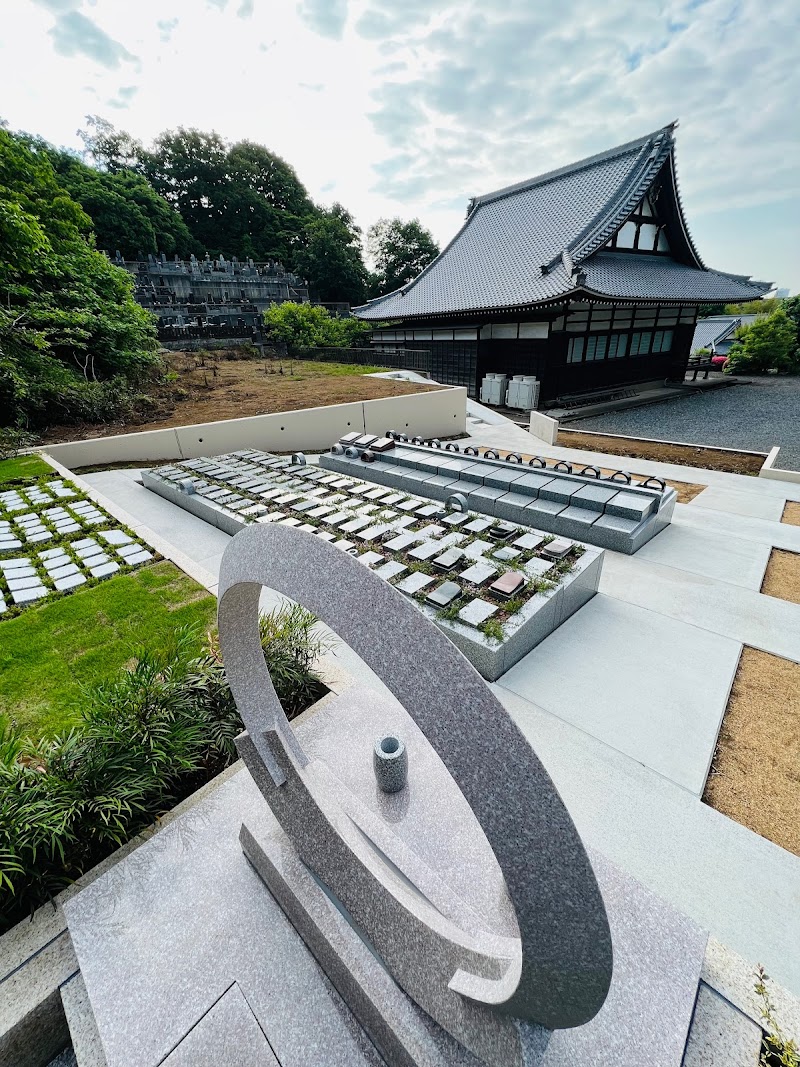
1, 0, 797, 289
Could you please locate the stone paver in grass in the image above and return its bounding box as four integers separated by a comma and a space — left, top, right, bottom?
0, 474, 159, 618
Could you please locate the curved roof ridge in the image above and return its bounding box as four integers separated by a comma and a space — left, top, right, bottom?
468, 122, 677, 212
565, 132, 675, 268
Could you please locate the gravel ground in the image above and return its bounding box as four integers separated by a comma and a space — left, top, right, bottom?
569, 376, 800, 471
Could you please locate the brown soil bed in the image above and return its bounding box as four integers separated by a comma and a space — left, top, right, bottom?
781, 500, 800, 526
493, 448, 704, 504
703, 647, 800, 856
557, 430, 765, 476
760, 548, 800, 605
38, 352, 440, 445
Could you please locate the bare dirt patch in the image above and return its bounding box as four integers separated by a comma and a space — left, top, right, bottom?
557, 430, 765, 476
493, 448, 704, 504
781, 501, 800, 526
703, 647, 800, 856
761, 548, 800, 606
39, 352, 440, 445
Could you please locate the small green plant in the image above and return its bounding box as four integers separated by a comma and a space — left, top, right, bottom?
480, 617, 504, 643
0, 427, 38, 460
501, 596, 525, 616
755, 966, 799, 1066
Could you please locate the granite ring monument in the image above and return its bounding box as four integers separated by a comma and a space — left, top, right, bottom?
218, 523, 613, 1065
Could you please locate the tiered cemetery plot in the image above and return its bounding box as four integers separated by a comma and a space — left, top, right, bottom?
0, 479, 155, 618
319, 435, 677, 554
144, 450, 603, 680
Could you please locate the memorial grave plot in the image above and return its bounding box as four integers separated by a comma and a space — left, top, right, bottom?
62, 522, 768, 1067
0, 479, 154, 617
144, 450, 603, 680
319, 434, 677, 554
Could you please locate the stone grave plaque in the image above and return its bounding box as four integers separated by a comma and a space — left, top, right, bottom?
490, 571, 526, 599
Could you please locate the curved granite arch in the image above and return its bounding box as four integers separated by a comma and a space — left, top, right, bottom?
218, 524, 612, 1059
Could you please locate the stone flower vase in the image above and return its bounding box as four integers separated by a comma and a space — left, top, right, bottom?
373, 735, 408, 793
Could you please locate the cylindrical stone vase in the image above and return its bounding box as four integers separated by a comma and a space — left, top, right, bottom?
373, 735, 408, 793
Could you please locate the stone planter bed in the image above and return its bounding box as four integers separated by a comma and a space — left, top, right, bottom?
143, 449, 603, 681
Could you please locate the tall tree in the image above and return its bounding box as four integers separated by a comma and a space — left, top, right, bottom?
41, 145, 194, 257
367, 217, 440, 297
78, 115, 144, 174
296, 203, 368, 305
0, 130, 156, 428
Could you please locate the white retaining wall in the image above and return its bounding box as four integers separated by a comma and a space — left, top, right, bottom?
529, 410, 559, 445
759, 446, 800, 484
42, 387, 467, 469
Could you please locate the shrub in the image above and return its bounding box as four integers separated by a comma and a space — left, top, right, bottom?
725, 310, 797, 374
0, 426, 37, 460
0, 606, 328, 930
262, 301, 374, 350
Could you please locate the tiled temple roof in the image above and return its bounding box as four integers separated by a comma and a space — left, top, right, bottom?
355, 125, 770, 321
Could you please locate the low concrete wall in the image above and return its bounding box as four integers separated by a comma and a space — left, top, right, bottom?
41, 387, 467, 470
529, 410, 559, 445
759, 446, 800, 484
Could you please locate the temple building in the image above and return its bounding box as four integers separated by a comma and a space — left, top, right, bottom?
354, 123, 770, 405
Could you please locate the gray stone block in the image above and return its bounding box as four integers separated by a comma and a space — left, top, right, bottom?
681, 983, 761, 1067
466, 486, 505, 515
555, 506, 602, 540
494, 492, 536, 523
89, 563, 120, 579
523, 499, 568, 532
571, 484, 619, 509
605, 491, 657, 521
539, 479, 585, 505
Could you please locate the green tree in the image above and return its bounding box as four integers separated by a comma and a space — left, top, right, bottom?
42, 146, 194, 257
262, 301, 373, 348
367, 217, 440, 297
725, 309, 797, 374
0, 129, 157, 428
296, 203, 367, 305
78, 114, 145, 173
781, 295, 800, 361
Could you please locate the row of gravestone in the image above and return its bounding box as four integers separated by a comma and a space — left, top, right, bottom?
320, 434, 677, 554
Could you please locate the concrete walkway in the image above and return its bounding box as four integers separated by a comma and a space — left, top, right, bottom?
77, 426, 800, 997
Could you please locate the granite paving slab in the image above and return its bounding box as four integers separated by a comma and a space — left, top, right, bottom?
373, 561, 408, 582
460, 561, 498, 585
55, 573, 88, 591
11, 585, 48, 603
498, 596, 741, 794
462, 539, 494, 560
90, 562, 120, 578
64, 770, 385, 1067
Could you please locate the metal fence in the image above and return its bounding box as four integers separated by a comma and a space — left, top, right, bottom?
289, 346, 433, 373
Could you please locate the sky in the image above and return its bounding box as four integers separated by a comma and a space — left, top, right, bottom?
1, 0, 798, 292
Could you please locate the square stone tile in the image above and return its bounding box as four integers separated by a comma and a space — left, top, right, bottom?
315, 531, 337, 542
357, 551, 384, 567
463, 517, 493, 533
459, 560, 498, 585
339, 516, 373, 534
333, 539, 356, 552
408, 540, 444, 561
0, 556, 32, 571
442, 512, 471, 526
542, 537, 574, 559
493, 547, 521, 562
39, 548, 68, 562
278, 517, 302, 527
395, 571, 436, 595
384, 532, 420, 552
373, 561, 408, 582
3, 564, 37, 579
524, 557, 555, 578
458, 599, 499, 627
462, 538, 493, 560
513, 533, 546, 551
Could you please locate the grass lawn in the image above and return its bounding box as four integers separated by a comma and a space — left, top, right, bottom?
0, 453, 53, 485
0, 560, 216, 739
